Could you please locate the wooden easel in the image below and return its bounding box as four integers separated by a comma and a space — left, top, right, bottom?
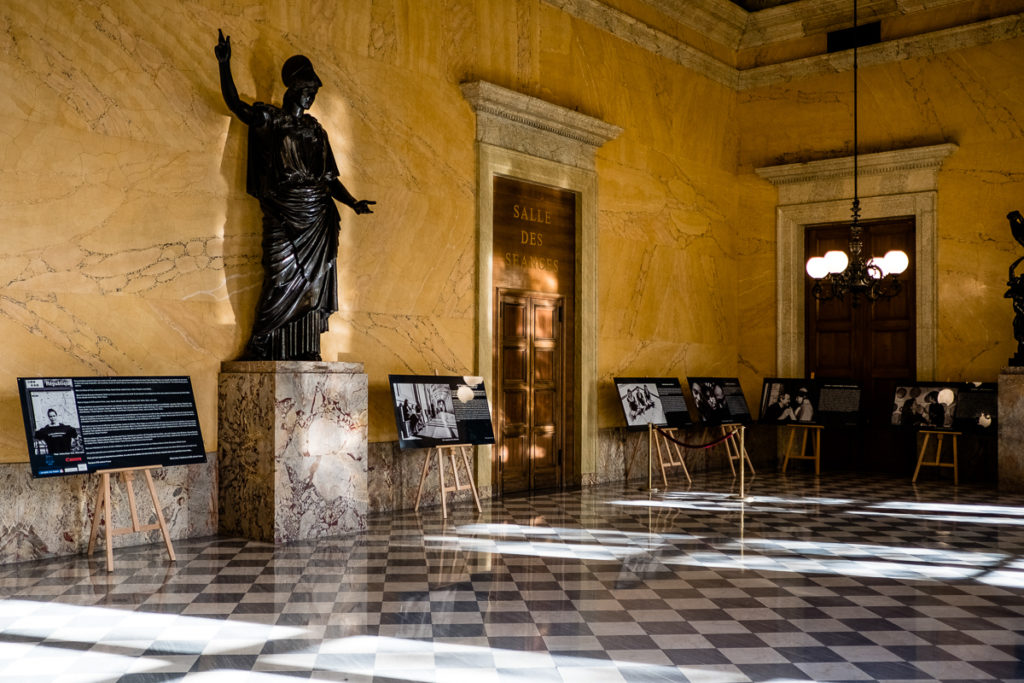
652, 427, 692, 487
781, 424, 823, 475
87, 466, 175, 573
719, 424, 755, 477
414, 445, 482, 518
912, 430, 960, 485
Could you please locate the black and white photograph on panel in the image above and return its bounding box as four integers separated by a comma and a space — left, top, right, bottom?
687, 377, 751, 426
816, 380, 864, 427
758, 378, 820, 425
953, 382, 997, 434
22, 379, 85, 476
613, 377, 693, 431
18, 376, 207, 478
890, 382, 959, 430
389, 375, 496, 450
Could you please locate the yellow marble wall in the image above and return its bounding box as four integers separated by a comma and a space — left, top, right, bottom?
581, 24, 739, 427
737, 37, 1024, 385
0, 0, 743, 462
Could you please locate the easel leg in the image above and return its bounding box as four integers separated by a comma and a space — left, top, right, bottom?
673, 439, 691, 484
414, 448, 432, 512
459, 446, 483, 513
124, 472, 140, 531
103, 474, 114, 572
912, 432, 932, 482
143, 469, 175, 562
782, 427, 796, 472
437, 448, 448, 519
721, 426, 737, 477
813, 428, 821, 476
655, 432, 669, 488
87, 473, 106, 557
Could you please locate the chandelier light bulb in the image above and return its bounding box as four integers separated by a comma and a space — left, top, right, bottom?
823, 250, 849, 274
884, 250, 909, 275
806, 257, 829, 279
866, 257, 885, 278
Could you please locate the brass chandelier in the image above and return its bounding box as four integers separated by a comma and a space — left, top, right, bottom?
805, 0, 908, 306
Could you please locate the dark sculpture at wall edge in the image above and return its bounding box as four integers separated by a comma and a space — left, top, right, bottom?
1006, 210, 1024, 366
215, 30, 374, 361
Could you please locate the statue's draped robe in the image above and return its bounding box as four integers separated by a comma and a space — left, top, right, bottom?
244, 103, 341, 360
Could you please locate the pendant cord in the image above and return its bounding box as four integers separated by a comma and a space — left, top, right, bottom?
852, 0, 859, 215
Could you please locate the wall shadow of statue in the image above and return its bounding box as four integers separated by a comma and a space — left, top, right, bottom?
215, 30, 374, 361
1006, 210, 1024, 366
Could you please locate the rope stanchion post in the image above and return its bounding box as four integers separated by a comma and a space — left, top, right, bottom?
739, 426, 745, 499
647, 422, 655, 492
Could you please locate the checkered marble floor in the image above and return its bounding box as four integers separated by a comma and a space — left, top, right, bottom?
2, 471, 1024, 682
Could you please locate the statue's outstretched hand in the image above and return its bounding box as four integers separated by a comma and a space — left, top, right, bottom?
352, 200, 376, 215
215, 29, 231, 63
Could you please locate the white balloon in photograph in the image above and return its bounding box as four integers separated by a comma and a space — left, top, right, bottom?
978, 412, 992, 428
937, 388, 955, 405
457, 385, 475, 403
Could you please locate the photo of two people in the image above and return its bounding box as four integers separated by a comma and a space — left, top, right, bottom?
759, 380, 818, 424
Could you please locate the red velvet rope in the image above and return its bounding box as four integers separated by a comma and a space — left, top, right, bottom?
654, 425, 738, 450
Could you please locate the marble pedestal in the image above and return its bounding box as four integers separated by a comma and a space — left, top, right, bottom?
998, 367, 1024, 492
218, 361, 368, 543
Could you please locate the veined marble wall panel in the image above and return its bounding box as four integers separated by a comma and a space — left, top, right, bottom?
0, 457, 216, 565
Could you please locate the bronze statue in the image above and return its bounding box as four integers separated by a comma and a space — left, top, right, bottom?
215, 30, 374, 361
1006, 210, 1024, 366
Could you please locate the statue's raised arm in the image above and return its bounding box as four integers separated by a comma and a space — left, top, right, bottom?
215, 29, 255, 125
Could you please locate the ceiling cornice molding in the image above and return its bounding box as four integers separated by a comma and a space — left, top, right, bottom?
739, 13, 1024, 90
541, 0, 740, 89
650, 0, 748, 49
542, 1, 1024, 92
738, 0, 971, 48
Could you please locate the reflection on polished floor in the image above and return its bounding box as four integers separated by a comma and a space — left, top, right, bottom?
2, 471, 1024, 682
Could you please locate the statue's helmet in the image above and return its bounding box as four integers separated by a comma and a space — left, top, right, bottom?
281, 55, 322, 89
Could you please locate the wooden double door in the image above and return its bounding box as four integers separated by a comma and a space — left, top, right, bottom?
804, 216, 917, 472
496, 290, 570, 494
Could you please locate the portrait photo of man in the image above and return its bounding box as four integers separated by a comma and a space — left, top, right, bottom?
29, 393, 84, 472
34, 407, 79, 455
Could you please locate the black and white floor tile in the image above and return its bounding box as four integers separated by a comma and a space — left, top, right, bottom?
2, 470, 1024, 682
